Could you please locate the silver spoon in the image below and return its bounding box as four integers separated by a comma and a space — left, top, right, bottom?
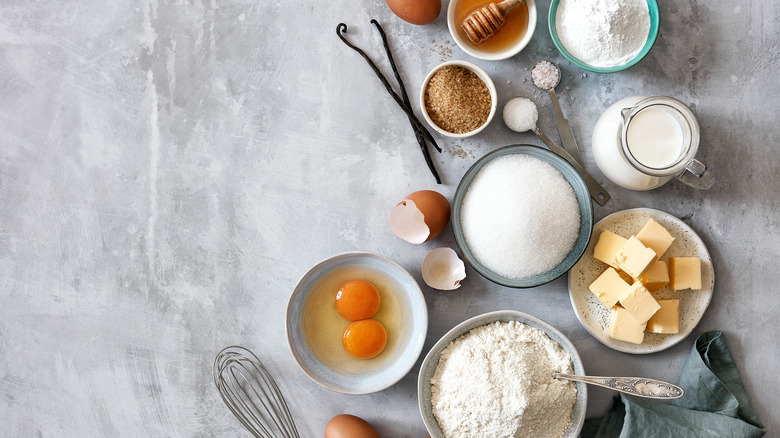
555, 373, 684, 399
531, 60, 583, 164
503, 97, 610, 205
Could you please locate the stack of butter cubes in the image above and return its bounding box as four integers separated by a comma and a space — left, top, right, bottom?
588, 219, 702, 344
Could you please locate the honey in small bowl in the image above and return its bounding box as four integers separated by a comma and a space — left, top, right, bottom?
454, 0, 530, 54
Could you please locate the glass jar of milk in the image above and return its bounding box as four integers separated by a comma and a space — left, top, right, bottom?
592, 96, 714, 191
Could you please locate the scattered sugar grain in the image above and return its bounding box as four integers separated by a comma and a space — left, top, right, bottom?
460, 154, 581, 278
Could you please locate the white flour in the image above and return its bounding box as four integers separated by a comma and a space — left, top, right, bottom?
430, 321, 577, 438
556, 0, 651, 68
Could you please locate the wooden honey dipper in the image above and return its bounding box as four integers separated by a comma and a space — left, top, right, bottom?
461, 0, 524, 44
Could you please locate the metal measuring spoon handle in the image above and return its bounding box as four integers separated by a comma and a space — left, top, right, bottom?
532, 61, 584, 164
548, 88, 583, 164
555, 373, 684, 399
533, 128, 610, 205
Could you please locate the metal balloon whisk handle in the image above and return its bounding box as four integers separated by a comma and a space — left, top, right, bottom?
213, 346, 300, 438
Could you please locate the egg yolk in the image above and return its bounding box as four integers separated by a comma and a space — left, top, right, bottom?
335, 279, 381, 321
342, 319, 388, 359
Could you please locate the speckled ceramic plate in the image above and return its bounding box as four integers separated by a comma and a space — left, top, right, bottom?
568, 208, 714, 354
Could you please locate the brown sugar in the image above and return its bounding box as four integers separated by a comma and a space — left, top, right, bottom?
424, 66, 491, 134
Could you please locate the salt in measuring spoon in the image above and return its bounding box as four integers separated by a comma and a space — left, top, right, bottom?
503, 97, 610, 205
531, 60, 583, 164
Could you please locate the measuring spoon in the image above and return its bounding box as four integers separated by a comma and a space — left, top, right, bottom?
532, 60, 583, 164
503, 97, 610, 205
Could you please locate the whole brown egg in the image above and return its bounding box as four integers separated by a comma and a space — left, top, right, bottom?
385, 0, 441, 25
324, 414, 381, 438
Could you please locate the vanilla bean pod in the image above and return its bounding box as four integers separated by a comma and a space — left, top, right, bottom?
370, 19, 442, 184
336, 23, 442, 183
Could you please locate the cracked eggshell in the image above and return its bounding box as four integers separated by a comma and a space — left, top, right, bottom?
389, 190, 451, 244
422, 247, 466, 290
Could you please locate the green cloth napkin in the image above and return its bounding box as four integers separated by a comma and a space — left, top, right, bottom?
581, 331, 766, 438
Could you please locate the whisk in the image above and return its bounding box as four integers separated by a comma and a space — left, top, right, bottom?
213, 346, 301, 438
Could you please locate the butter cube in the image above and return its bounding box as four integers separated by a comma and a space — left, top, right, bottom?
616, 269, 636, 285
593, 230, 627, 269
589, 268, 631, 308
614, 236, 656, 279
641, 261, 669, 292
646, 299, 680, 334
619, 282, 661, 323
635, 219, 675, 260
669, 257, 702, 290
609, 306, 647, 344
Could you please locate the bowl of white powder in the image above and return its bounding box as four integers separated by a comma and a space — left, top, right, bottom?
418, 310, 587, 438
452, 144, 593, 288
549, 0, 660, 73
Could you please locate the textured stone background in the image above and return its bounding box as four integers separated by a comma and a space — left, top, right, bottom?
1, 0, 777, 436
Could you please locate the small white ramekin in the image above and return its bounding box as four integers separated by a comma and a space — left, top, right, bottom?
419, 60, 498, 139
447, 0, 537, 61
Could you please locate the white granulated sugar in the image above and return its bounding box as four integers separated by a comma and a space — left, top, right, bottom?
430, 321, 576, 438
503, 97, 538, 133
556, 0, 650, 68
460, 154, 581, 278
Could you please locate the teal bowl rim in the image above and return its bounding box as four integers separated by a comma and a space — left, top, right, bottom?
548, 0, 660, 73
452, 144, 594, 288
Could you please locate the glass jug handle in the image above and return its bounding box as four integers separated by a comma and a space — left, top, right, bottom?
675, 159, 714, 189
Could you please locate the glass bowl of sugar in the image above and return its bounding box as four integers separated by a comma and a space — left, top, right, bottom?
452, 144, 593, 288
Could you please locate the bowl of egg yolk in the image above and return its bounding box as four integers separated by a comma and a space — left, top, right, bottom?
286, 251, 428, 394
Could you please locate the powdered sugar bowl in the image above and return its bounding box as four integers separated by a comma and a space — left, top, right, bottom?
591, 96, 714, 191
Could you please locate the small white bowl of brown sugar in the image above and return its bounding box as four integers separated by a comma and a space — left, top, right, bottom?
420, 60, 497, 138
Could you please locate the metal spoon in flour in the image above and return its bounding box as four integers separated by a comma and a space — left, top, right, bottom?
555, 373, 684, 399
503, 97, 610, 205
531, 60, 583, 164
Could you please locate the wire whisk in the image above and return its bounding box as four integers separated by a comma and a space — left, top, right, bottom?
213, 346, 300, 438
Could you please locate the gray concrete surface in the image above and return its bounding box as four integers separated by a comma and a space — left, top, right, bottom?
1, 0, 777, 436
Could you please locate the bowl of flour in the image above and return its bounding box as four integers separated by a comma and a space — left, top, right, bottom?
417, 310, 587, 438
549, 0, 660, 73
